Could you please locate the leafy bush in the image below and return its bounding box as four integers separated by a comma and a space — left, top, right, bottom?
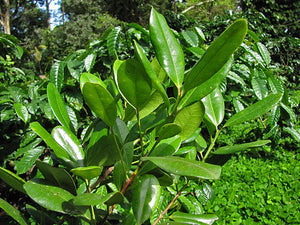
0, 7, 290, 225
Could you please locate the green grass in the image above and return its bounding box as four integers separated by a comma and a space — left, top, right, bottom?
205, 144, 300, 225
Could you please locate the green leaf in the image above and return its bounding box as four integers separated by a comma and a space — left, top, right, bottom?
268, 76, 284, 94
150, 8, 185, 88
256, 42, 271, 66
15, 147, 44, 174
0, 167, 25, 193
52, 126, 85, 167
107, 26, 121, 57
82, 82, 117, 126
47, 83, 75, 133
195, 27, 206, 41
213, 140, 271, 155
134, 40, 170, 108
182, 29, 199, 47
36, 161, 77, 195
157, 123, 182, 140
132, 175, 161, 225
73, 192, 124, 206
251, 77, 268, 100
84, 53, 96, 72
71, 166, 102, 180
179, 57, 232, 109
0, 198, 28, 225
86, 134, 121, 166
174, 102, 205, 140
113, 161, 126, 190
224, 93, 282, 128
184, 19, 247, 92
23, 181, 82, 215
49, 61, 65, 93
114, 59, 152, 109
80, 72, 106, 90
283, 127, 300, 142
142, 156, 221, 180
30, 122, 73, 166
202, 88, 224, 128
14, 103, 30, 124
170, 212, 218, 225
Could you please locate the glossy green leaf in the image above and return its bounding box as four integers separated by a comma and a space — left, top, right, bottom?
71, 166, 102, 180
47, 83, 75, 133
30, 122, 73, 166
174, 102, 205, 140
107, 26, 121, 57
213, 140, 271, 155
184, 19, 247, 92
82, 82, 117, 126
84, 53, 96, 72
160, 222, 187, 225
132, 175, 161, 225
114, 59, 152, 109
195, 27, 206, 41
14, 147, 44, 174
157, 123, 182, 140
36, 161, 77, 195
280, 102, 297, 122
73, 192, 124, 206
113, 117, 129, 144
202, 88, 224, 128
80, 72, 106, 90
224, 93, 282, 128
49, 61, 65, 93
14, 103, 30, 124
179, 57, 232, 109
134, 40, 170, 108
256, 42, 271, 66
182, 29, 199, 47
150, 8, 185, 88
52, 126, 85, 167
283, 127, 300, 142
268, 76, 284, 94
142, 156, 221, 179
251, 77, 268, 100
86, 134, 121, 166
23, 181, 82, 215
0, 167, 25, 193
0, 198, 28, 225
113, 161, 126, 190
170, 212, 218, 225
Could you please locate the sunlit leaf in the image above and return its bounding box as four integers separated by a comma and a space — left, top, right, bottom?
0, 198, 28, 225
0, 167, 25, 193
170, 211, 218, 225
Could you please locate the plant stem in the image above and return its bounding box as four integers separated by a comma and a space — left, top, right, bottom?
85, 179, 96, 225
203, 128, 222, 162
153, 183, 188, 225
88, 166, 114, 193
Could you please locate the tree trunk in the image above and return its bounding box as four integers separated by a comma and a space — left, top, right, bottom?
1, 0, 11, 34
46, 0, 51, 29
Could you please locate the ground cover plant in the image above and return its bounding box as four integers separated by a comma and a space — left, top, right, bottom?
0, 6, 296, 225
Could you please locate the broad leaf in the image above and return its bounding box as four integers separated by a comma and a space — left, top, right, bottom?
224, 93, 282, 128
0, 198, 28, 225
179, 57, 232, 109
49, 61, 65, 93
73, 192, 123, 206
71, 166, 102, 180
52, 126, 85, 167
82, 82, 117, 126
36, 161, 77, 195
142, 156, 221, 180
47, 83, 75, 133
184, 19, 247, 92
14, 103, 30, 124
86, 134, 121, 166
182, 29, 199, 47
84, 53, 96, 72
114, 59, 152, 109
283, 127, 300, 142
256, 42, 271, 66
150, 8, 185, 88
80, 72, 106, 90
251, 76, 268, 100
0, 167, 25, 193
170, 212, 218, 225
15, 147, 44, 174
30, 122, 73, 166
174, 102, 205, 140
202, 88, 224, 128
132, 175, 161, 225
107, 26, 121, 57
157, 123, 182, 140
213, 140, 271, 155
134, 40, 170, 108
23, 181, 83, 215
268, 76, 284, 94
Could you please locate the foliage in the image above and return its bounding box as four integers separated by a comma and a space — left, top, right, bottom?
0, 8, 286, 224
204, 146, 300, 224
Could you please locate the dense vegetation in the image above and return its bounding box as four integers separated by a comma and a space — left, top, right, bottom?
0, 0, 299, 224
